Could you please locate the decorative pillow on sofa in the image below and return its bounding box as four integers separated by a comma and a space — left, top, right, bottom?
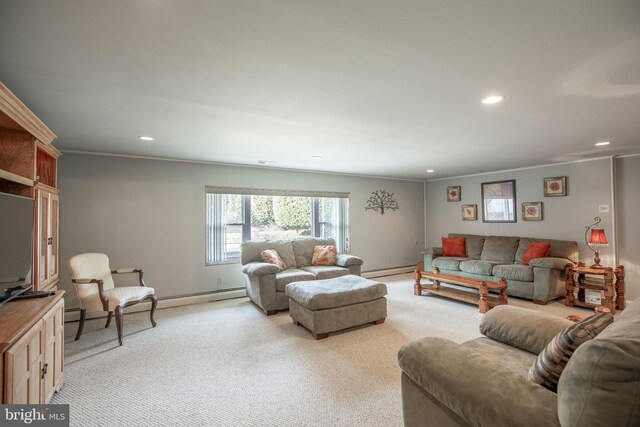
442, 237, 466, 257
528, 312, 613, 392
311, 245, 337, 266
261, 249, 286, 271
522, 242, 551, 265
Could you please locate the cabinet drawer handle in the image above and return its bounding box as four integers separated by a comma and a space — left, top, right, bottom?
41, 363, 49, 379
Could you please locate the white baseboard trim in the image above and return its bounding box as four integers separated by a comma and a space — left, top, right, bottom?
65, 289, 247, 322
363, 266, 415, 278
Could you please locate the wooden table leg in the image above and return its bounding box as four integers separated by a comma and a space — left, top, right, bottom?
498, 277, 508, 305
565, 264, 575, 307
414, 262, 423, 296
604, 269, 616, 313
479, 282, 489, 314
615, 265, 626, 311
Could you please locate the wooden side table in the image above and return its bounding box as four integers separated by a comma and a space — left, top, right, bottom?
565, 263, 625, 313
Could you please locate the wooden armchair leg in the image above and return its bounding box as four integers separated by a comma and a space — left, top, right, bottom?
75, 309, 86, 341
105, 311, 113, 328
115, 306, 124, 346
150, 294, 158, 327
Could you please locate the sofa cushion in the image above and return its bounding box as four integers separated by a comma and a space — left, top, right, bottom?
301, 265, 349, 280
275, 268, 315, 292
291, 237, 336, 267
558, 300, 640, 426
522, 242, 551, 265
285, 275, 387, 310
449, 234, 486, 259
432, 257, 467, 271
459, 260, 500, 276
311, 245, 337, 266
515, 237, 579, 264
442, 237, 466, 257
261, 249, 286, 270
241, 240, 297, 268
481, 236, 520, 263
528, 312, 613, 392
492, 264, 534, 282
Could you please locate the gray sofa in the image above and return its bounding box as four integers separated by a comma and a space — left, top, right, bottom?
398, 301, 640, 427
423, 234, 579, 304
240, 237, 363, 315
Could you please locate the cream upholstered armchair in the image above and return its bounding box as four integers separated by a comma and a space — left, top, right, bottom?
68, 253, 157, 346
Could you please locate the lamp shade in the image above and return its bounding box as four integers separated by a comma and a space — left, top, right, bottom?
588, 228, 608, 245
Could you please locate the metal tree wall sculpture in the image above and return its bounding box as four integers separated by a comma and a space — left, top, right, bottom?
365, 190, 399, 215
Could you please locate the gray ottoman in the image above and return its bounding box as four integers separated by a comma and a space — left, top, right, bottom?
285, 274, 388, 340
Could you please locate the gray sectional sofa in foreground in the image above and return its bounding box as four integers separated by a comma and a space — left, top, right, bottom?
241, 237, 363, 315
423, 233, 579, 304
398, 301, 640, 427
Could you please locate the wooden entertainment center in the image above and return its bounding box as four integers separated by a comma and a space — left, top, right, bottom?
0, 82, 64, 403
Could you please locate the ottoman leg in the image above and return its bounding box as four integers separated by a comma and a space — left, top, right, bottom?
292, 320, 299, 326
315, 333, 329, 340
375, 318, 385, 325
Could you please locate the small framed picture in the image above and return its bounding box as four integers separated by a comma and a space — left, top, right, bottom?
544, 176, 567, 197
462, 204, 477, 221
447, 186, 461, 202
522, 202, 543, 221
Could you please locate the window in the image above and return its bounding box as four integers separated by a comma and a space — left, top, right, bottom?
206, 188, 349, 264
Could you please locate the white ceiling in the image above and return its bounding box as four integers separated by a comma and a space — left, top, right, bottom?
1, 0, 639, 180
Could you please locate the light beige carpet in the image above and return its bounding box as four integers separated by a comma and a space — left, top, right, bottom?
52, 274, 590, 427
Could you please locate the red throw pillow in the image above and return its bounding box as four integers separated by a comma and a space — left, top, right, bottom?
442, 237, 466, 257
522, 242, 551, 265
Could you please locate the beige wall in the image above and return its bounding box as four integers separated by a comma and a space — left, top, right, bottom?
58, 153, 425, 309
425, 158, 615, 265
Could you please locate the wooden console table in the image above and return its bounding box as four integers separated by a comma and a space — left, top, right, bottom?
414, 264, 508, 313
565, 263, 625, 314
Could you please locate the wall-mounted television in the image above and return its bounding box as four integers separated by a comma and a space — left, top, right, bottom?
0, 191, 34, 305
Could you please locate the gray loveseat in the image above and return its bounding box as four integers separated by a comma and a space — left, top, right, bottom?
240, 237, 363, 315
398, 301, 640, 426
423, 234, 579, 304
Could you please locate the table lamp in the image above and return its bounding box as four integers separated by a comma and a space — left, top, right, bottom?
585, 216, 608, 269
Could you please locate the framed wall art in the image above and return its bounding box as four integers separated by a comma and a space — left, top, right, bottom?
522, 202, 543, 221
462, 204, 477, 221
481, 179, 516, 223
544, 176, 567, 197
447, 186, 461, 202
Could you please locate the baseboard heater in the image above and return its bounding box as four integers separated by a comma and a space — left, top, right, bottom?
64, 266, 415, 322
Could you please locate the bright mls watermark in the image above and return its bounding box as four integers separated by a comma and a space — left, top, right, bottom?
1, 405, 69, 426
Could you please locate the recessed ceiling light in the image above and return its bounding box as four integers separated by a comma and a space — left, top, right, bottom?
257, 160, 277, 165
595, 141, 611, 146
426, 169, 435, 173
138, 136, 154, 141
481, 95, 505, 104
312, 155, 322, 160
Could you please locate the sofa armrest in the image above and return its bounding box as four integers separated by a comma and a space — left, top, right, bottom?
421, 247, 443, 271
398, 337, 559, 427
528, 257, 573, 271
480, 305, 573, 354
422, 247, 443, 257
241, 262, 280, 276
336, 254, 363, 267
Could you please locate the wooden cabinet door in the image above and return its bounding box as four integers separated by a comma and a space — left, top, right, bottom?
36, 190, 49, 287
34, 189, 59, 291
4, 320, 43, 404
47, 193, 59, 283
42, 298, 64, 402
